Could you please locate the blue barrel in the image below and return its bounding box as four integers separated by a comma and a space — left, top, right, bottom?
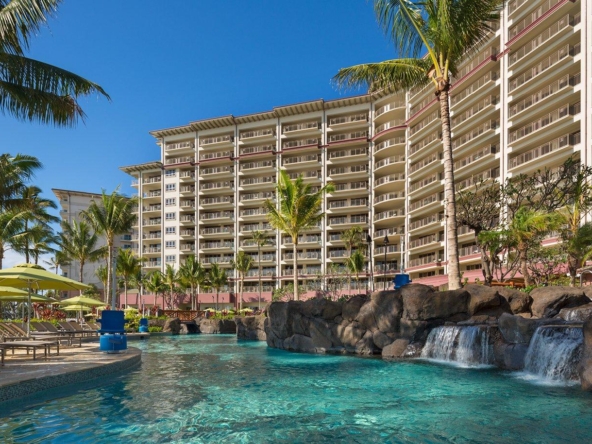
139, 318, 149, 333
394, 274, 412, 289
99, 334, 128, 353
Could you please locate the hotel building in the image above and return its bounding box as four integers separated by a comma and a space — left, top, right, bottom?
121, 0, 590, 307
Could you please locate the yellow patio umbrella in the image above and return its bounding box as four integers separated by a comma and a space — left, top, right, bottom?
58, 296, 105, 307
61, 304, 92, 311
0, 286, 29, 297
0, 264, 90, 336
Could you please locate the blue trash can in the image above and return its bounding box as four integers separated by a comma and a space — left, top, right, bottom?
394, 274, 412, 289
139, 318, 149, 333
99, 334, 128, 353
97, 310, 128, 353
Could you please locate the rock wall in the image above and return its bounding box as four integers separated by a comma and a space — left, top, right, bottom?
196, 318, 236, 334
235, 315, 267, 340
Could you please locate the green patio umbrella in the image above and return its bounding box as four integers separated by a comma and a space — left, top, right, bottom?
0, 286, 29, 297
0, 264, 90, 336
61, 304, 92, 312
0, 294, 57, 303
58, 296, 105, 307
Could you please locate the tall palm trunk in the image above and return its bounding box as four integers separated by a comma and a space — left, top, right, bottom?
239, 275, 244, 312
438, 84, 461, 290
258, 244, 262, 310
519, 243, 530, 287
293, 240, 299, 301
106, 243, 113, 307
216, 289, 219, 311
568, 256, 578, 287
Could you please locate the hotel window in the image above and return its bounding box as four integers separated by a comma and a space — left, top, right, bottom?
165, 212, 176, 221
165, 169, 177, 177
165, 227, 176, 234
165, 241, 176, 249
165, 255, 176, 263
165, 184, 176, 192
165, 198, 176, 206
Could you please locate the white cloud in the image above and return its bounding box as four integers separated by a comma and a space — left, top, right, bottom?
2, 251, 54, 270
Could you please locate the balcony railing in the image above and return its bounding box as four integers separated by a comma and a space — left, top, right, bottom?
454, 144, 498, 170
241, 223, 272, 233
333, 181, 368, 192
375, 101, 406, 117
409, 213, 444, 231
200, 211, 234, 220
240, 191, 275, 202
143, 177, 161, 184
288, 171, 320, 180
203, 256, 233, 264
329, 147, 368, 159
200, 135, 234, 145
201, 166, 233, 175
143, 191, 161, 198
454, 46, 498, 81
328, 198, 368, 209
374, 173, 405, 187
180, 215, 195, 223
374, 226, 404, 238
410, 110, 439, 136
509, 133, 578, 169
409, 173, 441, 193
509, 44, 579, 93
451, 71, 499, 106
200, 151, 232, 160
241, 238, 277, 247
327, 131, 368, 143
165, 156, 194, 165
200, 196, 233, 205
200, 181, 233, 191
459, 245, 481, 257
239, 128, 275, 140
328, 215, 368, 225
180, 186, 195, 193
374, 245, 400, 255
374, 155, 405, 169
180, 172, 195, 179
329, 113, 368, 125
283, 121, 319, 133
282, 235, 320, 245
240, 208, 268, 217
409, 234, 442, 249
374, 209, 405, 221
282, 138, 320, 149
284, 251, 322, 260
283, 155, 319, 165
201, 242, 234, 249
409, 152, 442, 174
452, 120, 499, 150
374, 191, 405, 204
240, 176, 275, 186
240, 160, 275, 171
240, 144, 275, 155
142, 205, 161, 212
180, 200, 195, 208
180, 230, 195, 237
329, 165, 368, 176
143, 218, 161, 226
409, 192, 443, 212
409, 131, 440, 156
374, 136, 406, 153
457, 168, 500, 190
451, 95, 499, 128
508, 0, 528, 15
508, 0, 563, 40
509, 103, 577, 143
165, 141, 194, 151
200, 226, 233, 235
375, 119, 406, 134
408, 255, 438, 267
509, 74, 580, 118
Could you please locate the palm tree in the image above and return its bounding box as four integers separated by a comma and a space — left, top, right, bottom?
0, 0, 110, 127
116, 248, 145, 308
231, 251, 254, 312
179, 255, 207, 311
251, 230, 269, 310
43, 250, 70, 274
144, 271, 166, 313
131, 268, 147, 307
341, 226, 364, 295
334, 0, 505, 290
0, 153, 42, 213
347, 250, 366, 294
162, 264, 182, 310
208, 263, 228, 311
0, 211, 23, 269
509, 207, 562, 287
59, 220, 105, 284
264, 170, 334, 300
95, 265, 109, 302
82, 188, 137, 308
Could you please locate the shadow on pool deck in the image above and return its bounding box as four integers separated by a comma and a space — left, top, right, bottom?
0, 342, 142, 404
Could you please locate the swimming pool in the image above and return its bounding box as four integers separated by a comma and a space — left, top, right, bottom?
1, 335, 592, 443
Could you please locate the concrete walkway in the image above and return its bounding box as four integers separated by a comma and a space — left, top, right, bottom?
0, 343, 142, 403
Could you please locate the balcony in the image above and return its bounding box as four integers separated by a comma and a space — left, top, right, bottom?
374, 209, 405, 222
240, 191, 275, 202
328, 165, 368, 177
409, 173, 441, 193
328, 215, 368, 226
328, 147, 368, 162
374, 137, 406, 154
142, 190, 161, 199
200, 134, 234, 146
200, 151, 232, 161
409, 110, 439, 137
509, 103, 578, 145
241, 238, 277, 247
451, 95, 499, 130
142, 177, 161, 185
143, 218, 161, 226
282, 138, 320, 149
142, 205, 161, 213
374, 191, 405, 205
144, 232, 162, 240
451, 70, 499, 107
457, 167, 500, 191
459, 245, 481, 258
143, 246, 161, 254
375, 101, 406, 118
200, 181, 233, 192
282, 154, 319, 166
327, 130, 368, 144
374, 155, 405, 170
239, 128, 275, 140
509, 132, 577, 170
454, 144, 498, 171
282, 121, 319, 134
200, 226, 233, 236
375, 119, 406, 135
409, 213, 444, 232
241, 223, 272, 233
453, 46, 498, 82
409, 234, 441, 250
240, 208, 269, 218
374, 226, 404, 238
165, 156, 193, 165
146, 260, 162, 268
179, 171, 195, 180
180, 200, 195, 209
409, 152, 442, 175
202, 256, 233, 264
240, 144, 275, 155
409, 192, 443, 213
508, 0, 568, 41
240, 176, 275, 187
282, 235, 320, 245
408, 255, 439, 268
201, 241, 235, 250
373, 173, 405, 189
328, 198, 368, 211
180, 230, 196, 238
201, 166, 233, 175
283, 251, 321, 261
374, 245, 400, 256
180, 244, 196, 252
180, 215, 196, 224
288, 171, 320, 180
180, 185, 195, 194
409, 131, 441, 157
200, 211, 234, 221
331, 181, 368, 193
240, 160, 276, 171
329, 113, 368, 126
165, 141, 194, 151
452, 120, 499, 153
200, 196, 233, 206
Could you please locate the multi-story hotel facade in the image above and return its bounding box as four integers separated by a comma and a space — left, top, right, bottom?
121, 0, 591, 308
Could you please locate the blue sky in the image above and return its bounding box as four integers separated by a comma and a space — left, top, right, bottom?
1, 0, 396, 266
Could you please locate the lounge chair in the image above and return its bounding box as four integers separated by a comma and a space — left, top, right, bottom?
0, 340, 59, 360
0, 322, 78, 346
68, 321, 98, 337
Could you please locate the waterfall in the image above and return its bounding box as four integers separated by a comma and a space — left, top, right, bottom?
421, 326, 493, 366
523, 326, 583, 383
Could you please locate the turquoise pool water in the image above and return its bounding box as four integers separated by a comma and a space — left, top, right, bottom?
2, 335, 592, 443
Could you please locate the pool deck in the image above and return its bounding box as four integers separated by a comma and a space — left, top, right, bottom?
0, 341, 142, 403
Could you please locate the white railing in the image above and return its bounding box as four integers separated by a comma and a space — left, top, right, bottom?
239, 128, 275, 140
374, 173, 405, 187
327, 131, 368, 143
509, 133, 576, 169
200, 135, 234, 145
329, 113, 368, 125
165, 141, 194, 151
283, 121, 319, 133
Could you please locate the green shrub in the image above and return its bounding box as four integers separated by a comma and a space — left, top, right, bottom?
148, 326, 163, 333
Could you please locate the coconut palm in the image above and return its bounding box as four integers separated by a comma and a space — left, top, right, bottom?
346, 250, 366, 293
231, 251, 254, 312
0, 0, 110, 127
24, 222, 57, 264
0, 153, 42, 213
43, 250, 69, 274
341, 226, 364, 294
116, 248, 145, 307
208, 263, 228, 311
179, 255, 207, 311
334, 0, 505, 290
251, 230, 269, 310
264, 170, 334, 300
131, 268, 147, 307
162, 264, 181, 310
95, 265, 109, 302
509, 207, 562, 287
82, 188, 137, 307
59, 220, 106, 285
144, 270, 166, 312
0, 211, 23, 269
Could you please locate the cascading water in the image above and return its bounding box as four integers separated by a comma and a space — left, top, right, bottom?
523, 326, 583, 383
421, 326, 493, 366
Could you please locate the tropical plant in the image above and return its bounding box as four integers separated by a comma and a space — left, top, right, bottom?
0, 0, 110, 127
334, 0, 505, 289
0, 153, 42, 213
341, 226, 364, 294
179, 255, 207, 311
251, 230, 269, 310
208, 263, 228, 311
95, 265, 109, 301
12, 220, 57, 264
116, 248, 145, 308
43, 250, 70, 274
144, 271, 166, 312
162, 264, 182, 310
264, 170, 334, 300
231, 251, 254, 312
508, 207, 562, 287
82, 188, 137, 307
346, 250, 366, 293
0, 211, 23, 269
130, 268, 147, 307
59, 220, 105, 284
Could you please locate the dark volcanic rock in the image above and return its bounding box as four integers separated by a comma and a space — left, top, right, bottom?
530, 286, 591, 318
559, 303, 592, 323
579, 320, 592, 390
498, 287, 532, 314
381, 339, 410, 359
199, 319, 236, 334
235, 315, 267, 340
464, 284, 512, 317
402, 285, 470, 321
163, 317, 181, 335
